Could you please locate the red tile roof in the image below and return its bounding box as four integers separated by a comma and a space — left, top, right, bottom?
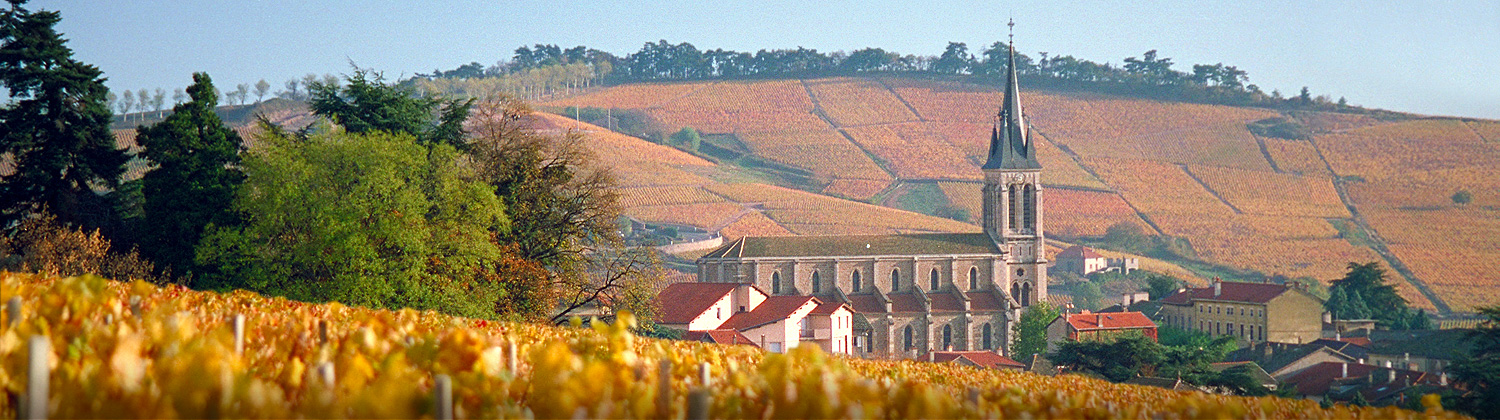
846, 294, 885, 313
1283, 362, 1440, 397
1064, 311, 1157, 331
655, 283, 743, 324
966, 291, 1005, 311
919, 351, 1026, 370
720, 296, 819, 331
929, 293, 965, 312
809, 300, 851, 315
889, 294, 924, 313
1160, 281, 1295, 305
1055, 245, 1105, 260
682, 330, 760, 348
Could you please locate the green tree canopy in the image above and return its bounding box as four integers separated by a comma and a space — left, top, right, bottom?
1010, 301, 1059, 360
195, 127, 516, 319
1145, 272, 1180, 300
308, 68, 472, 149
0, 0, 128, 230
135, 72, 244, 275
1449, 306, 1500, 418
1050, 333, 1165, 382
1328, 262, 1413, 327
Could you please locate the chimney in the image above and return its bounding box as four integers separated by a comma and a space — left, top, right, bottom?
1341, 362, 1348, 378
1097, 314, 1104, 327
1213, 278, 1222, 297
1335, 332, 1341, 341
1440, 372, 1449, 386
1403, 353, 1410, 364
1385, 361, 1395, 383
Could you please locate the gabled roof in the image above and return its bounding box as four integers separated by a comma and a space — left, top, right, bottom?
655, 283, 743, 324
1309, 338, 1370, 360
889, 294, 924, 313
919, 351, 1026, 370
1209, 361, 1277, 387
809, 300, 851, 315
720, 295, 819, 331
698, 233, 1002, 260
1225, 342, 1357, 377
1055, 245, 1106, 260
1282, 362, 1443, 398
1160, 281, 1304, 305
682, 330, 759, 348
1062, 312, 1157, 332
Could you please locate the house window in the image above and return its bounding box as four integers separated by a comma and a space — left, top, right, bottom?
982, 323, 993, 349
891, 268, 900, 292
969, 267, 978, 289
811, 271, 821, 293
942, 324, 953, 350
716, 307, 721, 319
772, 271, 782, 294
930, 268, 940, 291
852, 270, 862, 292
903, 326, 914, 349
768, 342, 783, 353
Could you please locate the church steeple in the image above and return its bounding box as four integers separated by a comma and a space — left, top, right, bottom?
982, 21, 1041, 171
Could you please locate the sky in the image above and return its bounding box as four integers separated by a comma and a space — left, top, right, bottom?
31, 0, 1500, 119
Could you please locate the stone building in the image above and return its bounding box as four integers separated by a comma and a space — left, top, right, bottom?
694, 40, 1046, 359
1053, 245, 1138, 276
1158, 279, 1326, 344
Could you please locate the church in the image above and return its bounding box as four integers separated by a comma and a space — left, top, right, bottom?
694, 39, 1046, 359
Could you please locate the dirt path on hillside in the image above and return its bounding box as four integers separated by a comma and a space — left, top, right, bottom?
1307, 137, 1452, 313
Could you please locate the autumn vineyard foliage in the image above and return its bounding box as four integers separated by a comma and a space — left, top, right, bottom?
0, 274, 1462, 419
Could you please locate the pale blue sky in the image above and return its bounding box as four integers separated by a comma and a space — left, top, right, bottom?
32, 0, 1500, 119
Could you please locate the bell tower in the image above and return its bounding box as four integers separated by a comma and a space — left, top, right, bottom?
981, 21, 1046, 307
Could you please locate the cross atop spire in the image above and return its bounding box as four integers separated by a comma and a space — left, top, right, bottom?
982, 24, 1041, 171
1008, 18, 1015, 45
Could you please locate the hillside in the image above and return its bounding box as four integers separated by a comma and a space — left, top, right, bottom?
542, 76, 1500, 312
0, 273, 1453, 418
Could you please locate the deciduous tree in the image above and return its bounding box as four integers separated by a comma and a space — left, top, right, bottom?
1011, 302, 1059, 360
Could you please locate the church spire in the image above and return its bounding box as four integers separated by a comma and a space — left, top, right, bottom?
983, 20, 1041, 170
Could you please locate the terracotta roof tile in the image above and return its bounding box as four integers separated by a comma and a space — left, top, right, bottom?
846, 294, 886, 313
1160, 281, 1299, 305
810, 300, 851, 315
682, 330, 760, 348
1055, 245, 1105, 260
966, 291, 1005, 311
930, 293, 965, 312
889, 294, 924, 313
919, 351, 1025, 370
1282, 362, 1441, 397
720, 296, 819, 331
1064, 311, 1157, 331
655, 283, 742, 324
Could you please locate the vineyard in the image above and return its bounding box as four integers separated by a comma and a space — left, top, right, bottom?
805, 78, 918, 127
842, 124, 979, 179
1, 273, 1451, 419
1261, 138, 1332, 177
1186, 165, 1349, 219
1315, 119, 1495, 182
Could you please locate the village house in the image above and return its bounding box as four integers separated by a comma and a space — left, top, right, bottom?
691, 40, 1046, 359
1282, 361, 1454, 406
1044, 311, 1158, 352
1224, 341, 1360, 381
654, 282, 854, 354
1158, 279, 1325, 344
914, 350, 1026, 370
1051, 245, 1137, 276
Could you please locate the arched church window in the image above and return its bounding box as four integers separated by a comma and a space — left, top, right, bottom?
1021, 282, 1033, 307
982, 323, 993, 349
969, 267, 979, 289
1008, 185, 1020, 230
942, 324, 953, 350
903, 326, 914, 349
1023, 184, 1036, 231
771, 271, 781, 294
890, 268, 900, 292
929, 268, 940, 291
852, 269, 862, 292
1011, 283, 1021, 303
811, 271, 821, 293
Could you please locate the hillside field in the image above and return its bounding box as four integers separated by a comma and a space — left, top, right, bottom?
0, 273, 1453, 418
543, 77, 1500, 312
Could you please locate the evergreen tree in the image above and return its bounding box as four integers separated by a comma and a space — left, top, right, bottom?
1449, 306, 1500, 418
1326, 286, 1349, 319
0, 0, 128, 230
308, 68, 472, 149
1331, 262, 1409, 327
135, 72, 244, 275
1345, 290, 1372, 320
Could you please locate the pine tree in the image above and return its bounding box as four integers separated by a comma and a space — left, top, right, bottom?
0, 0, 128, 230
1345, 290, 1372, 320
136, 73, 244, 275
1326, 287, 1349, 319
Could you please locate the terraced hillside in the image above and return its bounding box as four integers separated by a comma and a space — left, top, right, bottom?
544, 77, 1500, 312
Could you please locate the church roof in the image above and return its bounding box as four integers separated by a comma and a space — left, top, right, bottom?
966, 291, 1007, 311
982, 37, 1041, 171
698, 233, 1002, 260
